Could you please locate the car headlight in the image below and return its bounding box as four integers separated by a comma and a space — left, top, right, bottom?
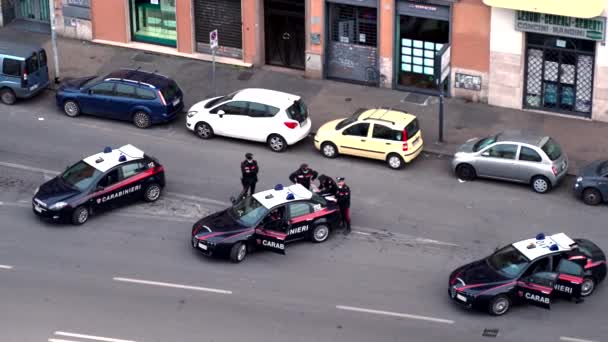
49, 201, 68, 210
33, 187, 39, 196
187, 111, 197, 118
576, 177, 583, 182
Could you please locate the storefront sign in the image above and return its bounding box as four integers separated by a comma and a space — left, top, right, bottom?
455, 73, 481, 91
210, 30, 218, 50
484, 0, 604, 19
515, 11, 606, 43
66, 0, 90, 7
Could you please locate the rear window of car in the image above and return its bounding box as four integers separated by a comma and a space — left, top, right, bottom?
599, 161, 608, 175
26, 53, 39, 73
540, 137, 562, 161
404, 118, 420, 141
2, 58, 22, 76
286, 100, 308, 123
160, 81, 179, 101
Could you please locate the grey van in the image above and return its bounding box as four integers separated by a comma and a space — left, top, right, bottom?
0, 41, 50, 105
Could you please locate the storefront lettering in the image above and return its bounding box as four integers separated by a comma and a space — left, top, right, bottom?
515, 11, 606, 43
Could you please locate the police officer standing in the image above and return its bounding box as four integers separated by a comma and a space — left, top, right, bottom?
240, 153, 259, 196
335, 177, 351, 234
289, 163, 318, 190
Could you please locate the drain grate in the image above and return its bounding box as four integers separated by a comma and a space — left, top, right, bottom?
482, 328, 499, 338
131, 52, 157, 63
402, 92, 430, 105
237, 71, 254, 81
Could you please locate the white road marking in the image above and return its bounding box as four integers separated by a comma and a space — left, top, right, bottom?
353, 231, 372, 236
0, 161, 59, 175
54, 331, 136, 342
113, 277, 232, 294
49, 339, 81, 342
38, 117, 45, 121
336, 305, 455, 324
165, 192, 230, 207
458, 179, 466, 183
560, 337, 597, 342
0, 264, 14, 270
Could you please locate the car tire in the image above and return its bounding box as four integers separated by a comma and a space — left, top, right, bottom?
195, 122, 214, 139
229, 242, 247, 263
71, 206, 89, 225
63, 100, 81, 117
531, 175, 552, 194
456, 164, 476, 181
311, 224, 330, 243
386, 153, 404, 170
133, 111, 151, 129
581, 277, 596, 297
268, 134, 287, 152
143, 183, 162, 202
321, 142, 338, 158
488, 295, 511, 316
0, 88, 17, 105
582, 188, 602, 206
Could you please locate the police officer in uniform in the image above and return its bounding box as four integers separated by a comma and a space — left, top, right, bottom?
316, 174, 337, 197
289, 163, 318, 190
335, 177, 351, 234
240, 153, 259, 196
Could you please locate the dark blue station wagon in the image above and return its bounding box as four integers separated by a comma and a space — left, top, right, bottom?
55, 69, 183, 128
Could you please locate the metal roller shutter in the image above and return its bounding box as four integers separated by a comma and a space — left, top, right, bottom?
194, 0, 242, 52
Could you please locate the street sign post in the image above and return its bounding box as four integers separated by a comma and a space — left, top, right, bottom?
434, 44, 451, 143
210, 29, 218, 96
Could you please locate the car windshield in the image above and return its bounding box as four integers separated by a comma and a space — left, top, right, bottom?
473, 135, 497, 152
60, 161, 102, 192
286, 100, 308, 123
540, 137, 562, 161
486, 245, 530, 278
160, 81, 179, 101
229, 196, 269, 227
311, 193, 327, 206
205, 91, 238, 109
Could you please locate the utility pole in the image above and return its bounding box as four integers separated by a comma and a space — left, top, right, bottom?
49, 0, 60, 83
210, 29, 218, 96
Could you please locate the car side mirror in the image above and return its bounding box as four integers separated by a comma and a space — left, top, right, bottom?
481, 151, 490, 157
217, 110, 225, 117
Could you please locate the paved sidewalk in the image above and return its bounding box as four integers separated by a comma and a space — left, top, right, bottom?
2, 25, 607, 173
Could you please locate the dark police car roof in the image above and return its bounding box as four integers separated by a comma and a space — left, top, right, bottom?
0, 40, 41, 59
104, 69, 173, 89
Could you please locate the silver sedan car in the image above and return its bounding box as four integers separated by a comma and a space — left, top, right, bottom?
451, 132, 568, 193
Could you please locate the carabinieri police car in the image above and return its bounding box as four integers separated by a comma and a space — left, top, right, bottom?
32, 144, 165, 225
191, 184, 341, 263
448, 233, 606, 316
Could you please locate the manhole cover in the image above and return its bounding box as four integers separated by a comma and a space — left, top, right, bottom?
482, 328, 499, 338
237, 71, 254, 81
402, 93, 430, 105
131, 52, 156, 63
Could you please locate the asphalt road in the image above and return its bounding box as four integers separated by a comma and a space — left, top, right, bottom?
0, 90, 606, 342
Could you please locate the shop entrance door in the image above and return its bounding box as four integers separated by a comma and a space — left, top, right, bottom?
265, 0, 305, 69
16, 0, 50, 23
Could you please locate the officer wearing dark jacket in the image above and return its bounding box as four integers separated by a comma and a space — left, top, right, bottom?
335, 177, 351, 233
289, 163, 318, 190
316, 174, 337, 197
240, 153, 259, 196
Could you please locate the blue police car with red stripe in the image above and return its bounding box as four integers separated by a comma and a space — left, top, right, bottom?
32, 145, 165, 225
449, 233, 607, 316
191, 183, 341, 263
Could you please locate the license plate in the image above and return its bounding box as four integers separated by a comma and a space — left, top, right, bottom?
172, 98, 180, 106
30, 84, 39, 91
456, 294, 467, 302
34, 205, 42, 213
198, 242, 208, 250
412, 137, 420, 146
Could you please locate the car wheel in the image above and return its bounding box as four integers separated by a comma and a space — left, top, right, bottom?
488, 295, 511, 316
268, 134, 287, 152
63, 100, 81, 117
582, 188, 602, 206
0, 88, 16, 105
321, 142, 338, 158
386, 153, 404, 170
456, 164, 476, 181
230, 242, 247, 263
133, 111, 151, 129
195, 122, 214, 139
531, 176, 552, 194
71, 206, 89, 225
581, 277, 596, 297
143, 183, 162, 202
311, 224, 330, 243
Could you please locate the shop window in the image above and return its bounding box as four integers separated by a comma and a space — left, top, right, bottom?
130, 0, 177, 47
330, 4, 377, 47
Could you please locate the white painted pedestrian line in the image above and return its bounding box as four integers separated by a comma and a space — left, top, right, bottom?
49, 339, 80, 342
165, 192, 230, 207
0, 264, 14, 270
0, 161, 59, 175
458, 179, 466, 183
560, 337, 597, 342
113, 277, 232, 294
53, 331, 136, 342
352, 231, 372, 236
336, 305, 455, 324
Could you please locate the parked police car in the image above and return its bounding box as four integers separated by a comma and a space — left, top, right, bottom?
32, 145, 165, 225
449, 233, 606, 316
191, 184, 341, 263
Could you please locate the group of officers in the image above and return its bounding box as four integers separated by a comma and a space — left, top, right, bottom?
240, 153, 351, 233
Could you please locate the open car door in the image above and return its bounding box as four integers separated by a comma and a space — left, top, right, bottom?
255, 226, 287, 255
554, 259, 584, 298
516, 272, 554, 310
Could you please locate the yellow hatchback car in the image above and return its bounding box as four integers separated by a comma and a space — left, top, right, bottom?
314, 108, 423, 169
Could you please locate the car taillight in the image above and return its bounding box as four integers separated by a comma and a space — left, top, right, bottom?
402, 127, 409, 151
157, 90, 167, 106
284, 121, 298, 129
21, 71, 28, 87
155, 165, 165, 173
552, 166, 558, 175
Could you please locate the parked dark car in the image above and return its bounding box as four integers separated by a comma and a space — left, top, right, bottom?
55, 69, 183, 128
573, 160, 608, 205
0, 41, 49, 105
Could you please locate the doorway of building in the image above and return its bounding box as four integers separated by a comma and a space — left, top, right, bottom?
15, 0, 50, 23
264, 0, 305, 69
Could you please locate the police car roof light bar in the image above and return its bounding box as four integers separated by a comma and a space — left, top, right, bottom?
286, 193, 295, 200
549, 244, 559, 251
274, 184, 284, 191
536, 233, 545, 240
103, 146, 112, 153
118, 154, 127, 162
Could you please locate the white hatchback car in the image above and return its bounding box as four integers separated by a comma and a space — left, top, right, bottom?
186, 88, 312, 152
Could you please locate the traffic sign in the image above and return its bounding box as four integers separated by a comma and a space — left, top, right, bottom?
210, 29, 218, 50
